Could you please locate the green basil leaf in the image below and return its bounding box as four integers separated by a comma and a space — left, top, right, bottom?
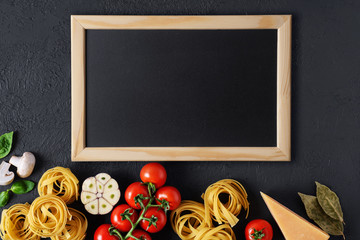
10, 180, 35, 195
0, 190, 10, 207
316, 182, 344, 223
0, 131, 13, 159
299, 192, 344, 236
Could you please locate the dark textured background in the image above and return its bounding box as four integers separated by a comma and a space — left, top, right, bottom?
0, 1, 359, 240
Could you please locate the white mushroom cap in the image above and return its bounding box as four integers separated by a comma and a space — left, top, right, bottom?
9, 152, 36, 178
0, 161, 15, 185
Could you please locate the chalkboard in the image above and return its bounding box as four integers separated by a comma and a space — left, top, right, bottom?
86, 29, 277, 147
71, 15, 291, 161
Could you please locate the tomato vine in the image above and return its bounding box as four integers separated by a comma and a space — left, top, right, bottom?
108, 183, 168, 240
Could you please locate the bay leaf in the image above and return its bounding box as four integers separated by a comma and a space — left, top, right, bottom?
298, 192, 344, 236
316, 182, 344, 223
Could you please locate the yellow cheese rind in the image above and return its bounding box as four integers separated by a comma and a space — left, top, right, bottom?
260, 192, 330, 240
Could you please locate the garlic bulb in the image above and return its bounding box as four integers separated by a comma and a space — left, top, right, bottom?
81, 173, 120, 215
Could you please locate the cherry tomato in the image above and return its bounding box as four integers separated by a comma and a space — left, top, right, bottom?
139, 207, 167, 233
125, 182, 150, 209
245, 219, 273, 240
126, 229, 152, 240
111, 204, 139, 232
155, 186, 181, 210
140, 163, 167, 189
94, 224, 118, 240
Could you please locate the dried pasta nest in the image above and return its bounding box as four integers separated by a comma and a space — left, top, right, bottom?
202, 179, 249, 227
51, 208, 88, 240
193, 224, 235, 240
171, 179, 249, 240
0, 203, 40, 240
38, 166, 79, 204
171, 200, 207, 240
28, 195, 71, 238
0, 166, 87, 240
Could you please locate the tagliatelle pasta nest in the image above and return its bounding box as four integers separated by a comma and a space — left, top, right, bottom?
202, 179, 249, 227
171, 200, 208, 240
0, 203, 40, 240
38, 166, 79, 204
193, 224, 236, 240
51, 208, 88, 240
0, 166, 87, 240
171, 179, 249, 240
28, 195, 71, 238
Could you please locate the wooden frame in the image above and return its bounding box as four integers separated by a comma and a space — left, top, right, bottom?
71, 15, 291, 161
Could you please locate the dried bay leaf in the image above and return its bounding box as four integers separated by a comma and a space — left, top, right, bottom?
316, 182, 344, 223
298, 193, 344, 237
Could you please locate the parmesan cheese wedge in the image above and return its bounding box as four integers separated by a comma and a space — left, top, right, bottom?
260, 192, 330, 240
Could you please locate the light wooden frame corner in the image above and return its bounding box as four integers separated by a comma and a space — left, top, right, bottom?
71, 15, 291, 162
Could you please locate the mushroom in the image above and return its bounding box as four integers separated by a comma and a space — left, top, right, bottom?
9, 152, 36, 178
0, 161, 15, 185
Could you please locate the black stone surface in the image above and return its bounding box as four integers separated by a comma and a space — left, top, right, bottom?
86, 29, 277, 147
0, 1, 359, 240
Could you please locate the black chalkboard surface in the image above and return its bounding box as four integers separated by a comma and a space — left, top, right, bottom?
86, 30, 278, 148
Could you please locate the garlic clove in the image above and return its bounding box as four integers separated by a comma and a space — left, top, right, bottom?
97, 181, 104, 194
96, 173, 111, 185
85, 199, 99, 215
98, 198, 113, 215
103, 189, 121, 206
82, 177, 97, 194
81, 191, 97, 205
104, 179, 119, 192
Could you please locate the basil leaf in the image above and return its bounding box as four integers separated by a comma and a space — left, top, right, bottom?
299, 192, 344, 236
0, 190, 10, 207
316, 182, 344, 223
0, 132, 13, 159
10, 180, 35, 195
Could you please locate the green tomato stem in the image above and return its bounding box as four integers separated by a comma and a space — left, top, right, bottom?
123, 197, 155, 239
124, 215, 135, 229
110, 185, 170, 240
148, 204, 162, 208
109, 226, 124, 240
141, 217, 152, 222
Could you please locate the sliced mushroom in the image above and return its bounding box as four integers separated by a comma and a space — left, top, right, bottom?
81, 173, 120, 215
9, 152, 36, 178
0, 161, 15, 185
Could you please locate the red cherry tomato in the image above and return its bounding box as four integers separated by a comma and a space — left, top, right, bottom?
111, 204, 139, 232
94, 224, 118, 240
140, 163, 167, 189
155, 186, 181, 210
126, 229, 152, 240
125, 182, 150, 209
139, 207, 167, 233
245, 219, 273, 240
